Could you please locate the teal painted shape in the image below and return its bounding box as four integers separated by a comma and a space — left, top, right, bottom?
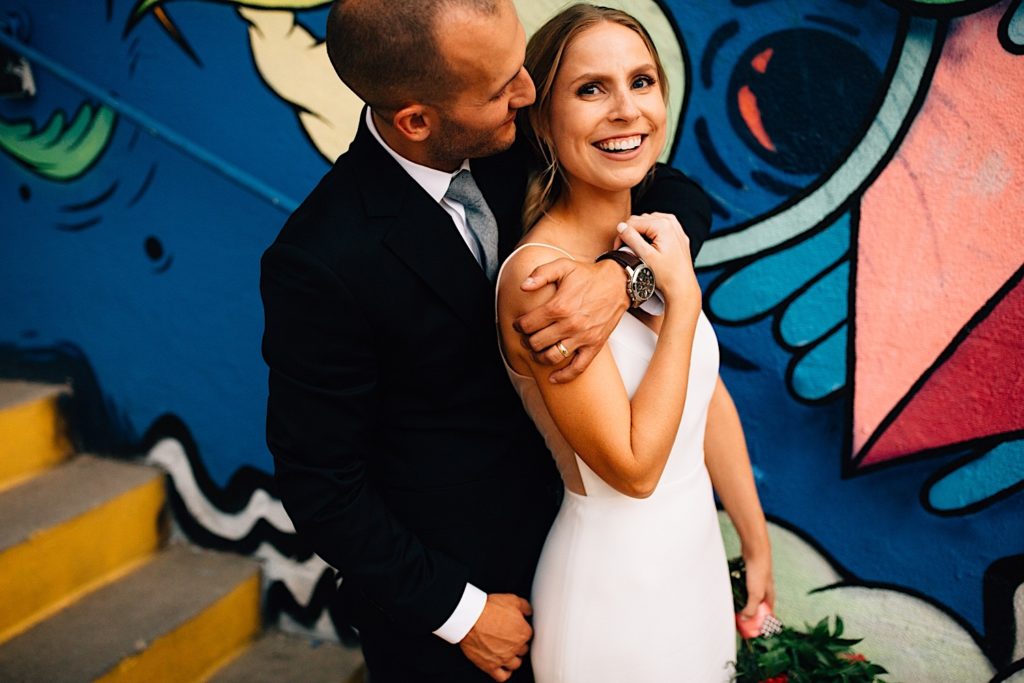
1009, 1, 1024, 47
791, 323, 847, 401
0, 103, 116, 181
709, 214, 850, 323
779, 260, 850, 348
927, 440, 1024, 512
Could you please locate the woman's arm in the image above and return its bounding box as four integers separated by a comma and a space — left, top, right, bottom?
703, 377, 774, 616
497, 219, 700, 498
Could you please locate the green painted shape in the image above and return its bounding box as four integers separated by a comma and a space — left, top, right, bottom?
132, 0, 327, 19
0, 103, 117, 181
719, 513, 997, 681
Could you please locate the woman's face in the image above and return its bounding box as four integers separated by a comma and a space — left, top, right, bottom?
547, 21, 666, 195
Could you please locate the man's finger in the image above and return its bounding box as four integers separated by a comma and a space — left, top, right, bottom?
517, 597, 533, 615
549, 345, 597, 384
503, 656, 523, 671
491, 668, 511, 682
521, 258, 576, 291
532, 342, 574, 367
523, 319, 574, 352
516, 643, 529, 657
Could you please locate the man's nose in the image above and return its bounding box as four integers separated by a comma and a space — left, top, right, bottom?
510, 67, 536, 109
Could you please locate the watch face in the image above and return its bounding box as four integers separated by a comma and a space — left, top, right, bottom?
631, 265, 657, 303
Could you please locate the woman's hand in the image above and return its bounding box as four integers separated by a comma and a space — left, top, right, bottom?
615, 212, 700, 307
738, 549, 775, 619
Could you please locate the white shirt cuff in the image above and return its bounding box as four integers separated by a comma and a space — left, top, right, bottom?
433, 583, 487, 644
639, 290, 665, 315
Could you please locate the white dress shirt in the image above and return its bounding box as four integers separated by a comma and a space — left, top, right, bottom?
366, 109, 489, 644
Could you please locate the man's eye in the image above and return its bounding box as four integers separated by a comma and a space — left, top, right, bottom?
577, 83, 600, 96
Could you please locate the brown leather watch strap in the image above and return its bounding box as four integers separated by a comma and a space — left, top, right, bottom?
595, 250, 643, 271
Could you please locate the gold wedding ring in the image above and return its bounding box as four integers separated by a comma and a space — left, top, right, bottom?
556, 341, 570, 358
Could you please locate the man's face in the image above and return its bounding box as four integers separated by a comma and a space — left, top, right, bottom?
428, 1, 536, 163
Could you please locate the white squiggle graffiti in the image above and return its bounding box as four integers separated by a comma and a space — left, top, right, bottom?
256, 540, 331, 605
145, 437, 295, 537
145, 437, 340, 639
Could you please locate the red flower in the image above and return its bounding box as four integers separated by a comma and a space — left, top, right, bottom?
759, 676, 788, 683
840, 652, 867, 662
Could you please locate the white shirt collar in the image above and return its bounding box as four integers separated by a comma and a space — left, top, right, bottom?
365, 108, 470, 202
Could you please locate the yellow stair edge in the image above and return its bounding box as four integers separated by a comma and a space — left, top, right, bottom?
0, 383, 72, 490
96, 568, 261, 683
0, 458, 166, 644
0, 544, 261, 682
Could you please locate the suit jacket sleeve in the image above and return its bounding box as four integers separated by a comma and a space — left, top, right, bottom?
261, 242, 469, 635
633, 164, 713, 259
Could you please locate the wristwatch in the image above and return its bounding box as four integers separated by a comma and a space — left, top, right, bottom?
596, 250, 656, 309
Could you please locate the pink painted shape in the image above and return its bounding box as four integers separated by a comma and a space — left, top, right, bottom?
854, 2, 1024, 464
861, 276, 1024, 465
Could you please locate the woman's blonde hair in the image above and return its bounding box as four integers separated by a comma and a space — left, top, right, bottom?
521, 4, 669, 230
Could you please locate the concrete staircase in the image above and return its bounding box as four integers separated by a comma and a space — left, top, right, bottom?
0, 381, 364, 682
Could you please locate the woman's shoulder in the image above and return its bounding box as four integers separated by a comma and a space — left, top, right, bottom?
497, 241, 575, 316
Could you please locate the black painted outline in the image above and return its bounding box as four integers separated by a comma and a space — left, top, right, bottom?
998, 0, 1024, 54
701, 20, 740, 89
127, 163, 157, 207
850, 264, 1024, 475
56, 216, 103, 232
696, 116, 744, 190
984, 554, 1024, 669
882, 0, 1001, 19
140, 414, 314, 560
61, 181, 119, 212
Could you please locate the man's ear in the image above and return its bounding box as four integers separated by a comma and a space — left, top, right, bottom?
391, 103, 437, 143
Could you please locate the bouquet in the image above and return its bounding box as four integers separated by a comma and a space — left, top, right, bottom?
729, 558, 891, 683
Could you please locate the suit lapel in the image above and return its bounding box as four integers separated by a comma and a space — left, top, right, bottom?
350, 113, 492, 326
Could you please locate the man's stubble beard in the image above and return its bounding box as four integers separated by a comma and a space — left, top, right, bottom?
428, 113, 517, 168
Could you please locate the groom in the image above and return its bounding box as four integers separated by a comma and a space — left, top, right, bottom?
260, 1, 710, 681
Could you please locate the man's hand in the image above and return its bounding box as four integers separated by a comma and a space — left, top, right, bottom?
515, 259, 629, 384
459, 594, 533, 682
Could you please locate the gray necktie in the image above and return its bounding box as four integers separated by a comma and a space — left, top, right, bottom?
445, 169, 499, 281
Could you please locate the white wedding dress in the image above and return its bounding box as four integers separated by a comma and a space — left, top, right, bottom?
497, 244, 735, 682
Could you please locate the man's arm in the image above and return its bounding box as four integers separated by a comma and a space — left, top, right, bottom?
516, 168, 712, 382
261, 242, 470, 633
634, 163, 712, 259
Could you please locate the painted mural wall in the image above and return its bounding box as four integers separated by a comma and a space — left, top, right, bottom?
0, 1, 1020, 680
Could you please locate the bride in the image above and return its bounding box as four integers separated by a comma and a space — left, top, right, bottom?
495, 5, 774, 681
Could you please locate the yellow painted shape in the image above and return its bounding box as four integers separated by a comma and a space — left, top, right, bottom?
96, 571, 261, 683
0, 394, 70, 489
0, 475, 165, 644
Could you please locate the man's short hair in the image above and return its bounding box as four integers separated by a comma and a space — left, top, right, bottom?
327, 0, 500, 116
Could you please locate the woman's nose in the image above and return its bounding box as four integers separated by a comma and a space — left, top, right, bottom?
610, 89, 641, 122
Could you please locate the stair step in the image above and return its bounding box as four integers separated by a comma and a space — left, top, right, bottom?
0, 455, 165, 643
209, 630, 364, 683
0, 381, 71, 489
0, 543, 261, 683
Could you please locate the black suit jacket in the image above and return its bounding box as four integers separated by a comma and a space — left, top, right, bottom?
261, 114, 710, 677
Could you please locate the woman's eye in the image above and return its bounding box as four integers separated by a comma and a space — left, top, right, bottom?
577, 83, 600, 96
632, 75, 655, 89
